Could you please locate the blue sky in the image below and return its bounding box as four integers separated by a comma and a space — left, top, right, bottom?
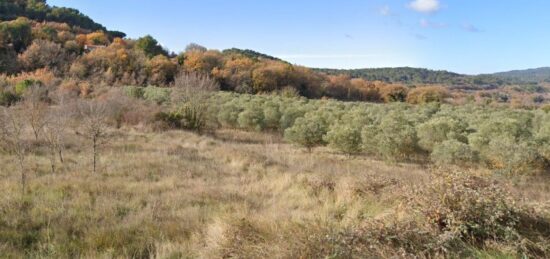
49, 0, 550, 74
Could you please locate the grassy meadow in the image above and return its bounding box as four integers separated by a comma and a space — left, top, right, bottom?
1, 124, 549, 258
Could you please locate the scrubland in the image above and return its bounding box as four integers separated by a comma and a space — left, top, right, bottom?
1, 72, 550, 259
1, 124, 550, 258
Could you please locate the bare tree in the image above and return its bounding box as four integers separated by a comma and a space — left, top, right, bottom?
171, 72, 220, 134
21, 85, 49, 141
77, 100, 109, 174
43, 106, 68, 173
0, 106, 29, 192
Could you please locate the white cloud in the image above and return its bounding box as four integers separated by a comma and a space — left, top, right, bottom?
409, 0, 440, 13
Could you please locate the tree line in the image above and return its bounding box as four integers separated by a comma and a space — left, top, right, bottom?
142, 86, 550, 175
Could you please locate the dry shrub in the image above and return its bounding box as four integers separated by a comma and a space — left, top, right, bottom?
100, 89, 159, 128
349, 175, 401, 197
304, 175, 336, 196
409, 171, 550, 257
202, 218, 271, 259
377, 84, 409, 102
292, 172, 550, 258
406, 86, 449, 104
7, 68, 59, 88
291, 220, 443, 258
58, 79, 92, 97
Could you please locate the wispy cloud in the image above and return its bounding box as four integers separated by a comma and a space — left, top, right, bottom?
345, 34, 353, 40
462, 23, 482, 33
419, 18, 447, 29
409, 0, 440, 13
413, 33, 428, 40
379, 5, 394, 16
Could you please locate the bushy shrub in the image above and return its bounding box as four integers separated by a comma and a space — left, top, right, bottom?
179, 103, 209, 134
15, 79, 41, 96
217, 101, 243, 128
416, 116, 468, 152
362, 111, 419, 160
406, 86, 449, 104
484, 139, 544, 174
284, 113, 329, 151
123, 85, 144, 99
431, 139, 479, 166
0, 91, 20, 106
262, 100, 282, 130
378, 84, 408, 102
152, 111, 183, 130
410, 171, 550, 256
468, 117, 545, 173
279, 103, 308, 130
324, 123, 362, 155
143, 86, 170, 104
237, 102, 265, 131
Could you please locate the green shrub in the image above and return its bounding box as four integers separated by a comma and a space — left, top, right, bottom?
279, 103, 308, 130
123, 85, 144, 99
324, 123, 362, 155
484, 139, 544, 174
262, 100, 282, 130
284, 113, 328, 151
217, 101, 243, 128
417, 116, 468, 152
179, 103, 209, 134
431, 139, 478, 166
15, 79, 41, 96
362, 112, 419, 160
237, 101, 265, 131
143, 86, 170, 104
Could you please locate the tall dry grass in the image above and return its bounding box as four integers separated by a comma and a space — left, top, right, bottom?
0, 127, 548, 258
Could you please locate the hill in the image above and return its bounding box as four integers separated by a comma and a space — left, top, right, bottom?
0, 0, 124, 37
492, 67, 550, 83
315, 67, 463, 84
222, 48, 285, 62
0, 0, 547, 106
313, 67, 513, 89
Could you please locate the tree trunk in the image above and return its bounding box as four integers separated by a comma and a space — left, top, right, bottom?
18, 156, 26, 193
58, 147, 64, 163
92, 135, 97, 174
50, 147, 56, 174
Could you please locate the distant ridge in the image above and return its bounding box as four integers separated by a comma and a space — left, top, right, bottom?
492, 67, 550, 83
222, 48, 285, 62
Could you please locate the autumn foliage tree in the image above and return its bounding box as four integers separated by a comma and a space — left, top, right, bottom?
406, 86, 449, 104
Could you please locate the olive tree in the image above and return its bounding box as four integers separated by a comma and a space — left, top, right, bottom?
284, 113, 328, 152
416, 116, 468, 152
324, 122, 362, 155
362, 112, 419, 161
237, 100, 265, 131
431, 139, 478, 167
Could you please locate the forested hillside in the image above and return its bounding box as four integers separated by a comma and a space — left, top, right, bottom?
493, 67, 550, 83
1, 0, 548, 107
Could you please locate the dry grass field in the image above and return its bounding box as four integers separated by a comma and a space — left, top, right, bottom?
1, 127, 549, 258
